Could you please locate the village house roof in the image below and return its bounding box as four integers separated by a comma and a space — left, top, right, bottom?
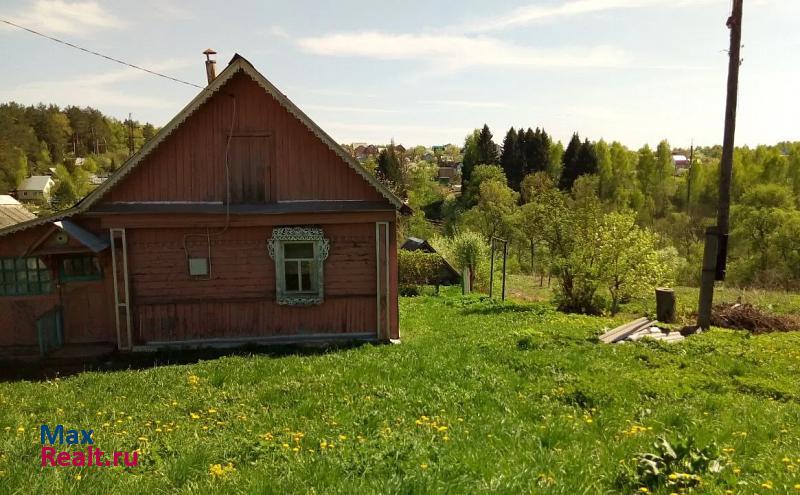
0, 54, 408, 238
17, 176, 54, 193
0, 195, 36, 229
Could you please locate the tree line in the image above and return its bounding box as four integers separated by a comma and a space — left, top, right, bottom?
394, 122, 800, 311
0, 102, 156, 201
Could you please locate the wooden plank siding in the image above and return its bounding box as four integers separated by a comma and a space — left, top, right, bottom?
0, 223, 116, 347
122, 219, 387, 343
0, 59, 402, 355
102, 72, 386, 205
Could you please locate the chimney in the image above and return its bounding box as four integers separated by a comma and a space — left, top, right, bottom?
203, 48, 217, 84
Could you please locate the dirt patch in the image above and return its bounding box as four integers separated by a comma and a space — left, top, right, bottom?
711, 303, 800, 333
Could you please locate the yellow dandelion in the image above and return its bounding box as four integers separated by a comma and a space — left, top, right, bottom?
16, 426, 24, 433
638, 488, 649, 493
782, 457, 791, 463
74, 474, 82, 481
420, 463, 428, 470
339, 434, 347, 441
208, 408, 217, 414
190, 413, 200, 420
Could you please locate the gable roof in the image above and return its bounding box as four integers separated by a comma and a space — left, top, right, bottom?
17, 176, 54, 192
0, 54, 407, 238
0, 195, 36, 229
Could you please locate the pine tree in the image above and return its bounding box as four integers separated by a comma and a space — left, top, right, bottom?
476, 124, 498, 166
500, 127, 523, 190
377, 142, 404, 195
559, 133, 583, 190
527, 127, 551, 174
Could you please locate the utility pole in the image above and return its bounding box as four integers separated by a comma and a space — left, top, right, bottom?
697, 0, 744, 329
687, 140, 694, 215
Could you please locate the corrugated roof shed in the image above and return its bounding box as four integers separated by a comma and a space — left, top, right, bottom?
0, 195, 36, 229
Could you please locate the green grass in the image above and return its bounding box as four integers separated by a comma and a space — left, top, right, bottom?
2, 289, 800, 493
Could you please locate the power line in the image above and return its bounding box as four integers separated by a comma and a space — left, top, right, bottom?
0, 17, 205, 90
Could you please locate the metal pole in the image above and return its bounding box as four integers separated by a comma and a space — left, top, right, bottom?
501, 241, 507, 301
697, 0, 743, 328
489, 238, 495, 298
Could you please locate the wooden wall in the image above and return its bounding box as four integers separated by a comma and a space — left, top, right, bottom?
0, 223, 116, 348
122, 217, 394, 343
103, 72, 386, 204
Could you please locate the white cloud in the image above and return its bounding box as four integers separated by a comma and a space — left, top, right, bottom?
297, 32, 628, 72
304, 104, 399, 114
5, 0, 125, 36
423, 99, 510, 109
1, 59, 193, 110
458, 0, 720, 33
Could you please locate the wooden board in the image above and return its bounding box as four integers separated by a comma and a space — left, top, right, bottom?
599, 317, 651, 344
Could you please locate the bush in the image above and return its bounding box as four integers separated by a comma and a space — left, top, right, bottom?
398, 250, 445, 287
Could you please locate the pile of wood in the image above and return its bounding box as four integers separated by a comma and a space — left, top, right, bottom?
711, 303, 800, 334
599, 317, 685, 344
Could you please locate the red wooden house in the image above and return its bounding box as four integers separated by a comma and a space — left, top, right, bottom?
0, 54, 406, 359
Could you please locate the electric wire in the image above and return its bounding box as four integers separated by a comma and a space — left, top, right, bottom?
0, 17, 206, 90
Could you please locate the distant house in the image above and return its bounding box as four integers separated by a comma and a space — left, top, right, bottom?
394, 144, 406, 154
0, 195, 35, 229
16, 176, 54, 203
672, 154, 690, 173
400, 237, 460, 286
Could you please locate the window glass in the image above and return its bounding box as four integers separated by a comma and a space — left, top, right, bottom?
284, 260, 300, 291
61, 256, 102, 281
300, 260, 314, 291
0, 257, 51, 296
284, 242, 314, 259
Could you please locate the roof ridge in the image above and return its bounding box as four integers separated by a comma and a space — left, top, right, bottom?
0, 54, 407, 238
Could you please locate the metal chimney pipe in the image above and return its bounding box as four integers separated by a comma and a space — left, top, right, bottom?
203, 48, 217, 84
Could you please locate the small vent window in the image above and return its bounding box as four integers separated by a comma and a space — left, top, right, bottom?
60, 256, 102, 281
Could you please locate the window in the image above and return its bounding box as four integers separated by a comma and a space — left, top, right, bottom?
267, 227, 329, 305
0, 257, 52, 296
60, 256, 102, 281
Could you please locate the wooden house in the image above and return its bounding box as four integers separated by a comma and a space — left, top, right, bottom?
15, 176, 54, 204
0, 54, 407, 360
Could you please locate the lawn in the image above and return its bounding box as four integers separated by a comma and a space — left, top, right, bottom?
1, 289, 800, 494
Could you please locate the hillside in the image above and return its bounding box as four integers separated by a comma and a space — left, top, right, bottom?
1, 290, 798, 493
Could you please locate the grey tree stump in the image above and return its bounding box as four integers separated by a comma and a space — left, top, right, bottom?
656, 288, 676, 323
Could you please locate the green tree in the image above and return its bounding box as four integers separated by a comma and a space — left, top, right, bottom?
595, 139, 612, 201
598, 212, 671, 314
462, 164, 506, 208
377, 142, 404, 195
464, 178, 519, 242
476, 124, 498, 166
500, 127, 523, 190
461, 129, 481, 184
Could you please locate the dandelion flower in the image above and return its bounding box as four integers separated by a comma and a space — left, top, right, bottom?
420, 463, 428, 470
74, 474, 82, 481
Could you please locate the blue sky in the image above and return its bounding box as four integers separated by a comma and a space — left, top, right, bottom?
1, 0, 797, 148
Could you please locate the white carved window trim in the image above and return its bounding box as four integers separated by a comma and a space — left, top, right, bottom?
267, 227, 329, 306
